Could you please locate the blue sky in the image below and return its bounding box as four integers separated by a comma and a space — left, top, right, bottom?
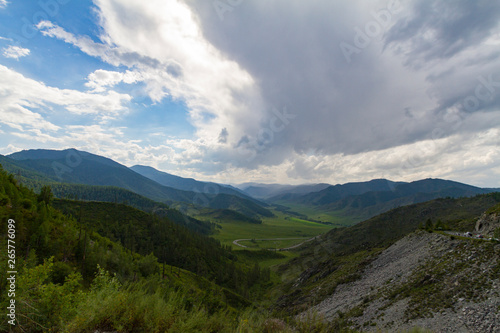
1, 0, 500, 187
1, 1, 104, 87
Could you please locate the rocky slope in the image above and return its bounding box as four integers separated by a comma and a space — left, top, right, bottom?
475, 212, 500, 237
305, 231, 500, 332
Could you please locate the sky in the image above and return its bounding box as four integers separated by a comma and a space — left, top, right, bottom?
0, 0, 499, 187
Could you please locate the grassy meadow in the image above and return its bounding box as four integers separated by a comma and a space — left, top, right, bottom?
272, 201, 362, 226
206, 210, 335, 248
236, 238, 312, 250
195, 209, 341, 268
191, 198, 379, 271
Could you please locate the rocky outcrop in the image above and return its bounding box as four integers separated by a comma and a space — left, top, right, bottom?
475, 213, 500, 237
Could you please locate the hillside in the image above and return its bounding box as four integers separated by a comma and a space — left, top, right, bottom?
306, 231, 500, 332
272, 178, 497, 223
0, 154, 56, 185
270, 179, 402, 205
239, 183, 331, 200
46, 183, 213, 234
274, 193, 500, 318
52, 199, 271, 294
197, 208, 263, 224
6, 149, 274, 219
325, 179, 497, 220
0, 165, 255, 331
131, 165, 257, 203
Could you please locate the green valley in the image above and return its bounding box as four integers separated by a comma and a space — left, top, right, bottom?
2, 150, 500, 332
204, 209, 335, 248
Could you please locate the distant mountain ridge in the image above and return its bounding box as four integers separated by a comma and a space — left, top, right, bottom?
5, 148, 498, 224
238, 182, 331, 199
131, 165, 260, 204
5, 149, 274, 219
269, 179, 404, 204
269, 178, 499, 222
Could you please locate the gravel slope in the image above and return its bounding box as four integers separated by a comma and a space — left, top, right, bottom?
305, 231, 500, 332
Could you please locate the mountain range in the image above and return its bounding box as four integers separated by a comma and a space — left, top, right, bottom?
131, 165, 253, 201
4, 149, 273, 220
237, 182, 331, 199
267, 178, 499, 222
2, 148, 499, 225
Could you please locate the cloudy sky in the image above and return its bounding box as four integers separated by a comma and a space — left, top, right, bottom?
0, 0, 499, 187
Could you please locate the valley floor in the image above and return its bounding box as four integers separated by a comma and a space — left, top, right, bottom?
210, 210, 334, 249
232, 236, 319, 250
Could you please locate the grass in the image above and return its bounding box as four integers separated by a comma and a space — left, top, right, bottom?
287, 216, 328, 225
258, 251, 301, 270
237, 238, 312, 250
235, 249, 300, 270
208, 210, 335, 249
486, 202, 500, 214
198, 208, 340, 269
272, 201, 360, 226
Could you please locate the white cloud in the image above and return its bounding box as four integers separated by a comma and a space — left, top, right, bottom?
37, 0, 267, 151
0, 0, 8, 9
85, 69, 143, 92
1, 104, 59, 132
2, 45, 30, 59
12, 0, 499, 188
196, 127, 500, 188
0, 65, 131, 134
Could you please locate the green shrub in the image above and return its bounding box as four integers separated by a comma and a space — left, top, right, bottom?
21, 198, 33, 209
15, 257, 83, 332
50, 261, 74, 285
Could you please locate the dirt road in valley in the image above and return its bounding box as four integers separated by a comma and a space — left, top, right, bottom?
232, 236, 319, 250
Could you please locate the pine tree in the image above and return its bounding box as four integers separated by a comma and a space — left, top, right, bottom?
38, 185, 53, 205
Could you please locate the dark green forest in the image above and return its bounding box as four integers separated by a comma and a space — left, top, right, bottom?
52, 198, 271, 296
0, 164, 281, 332
3, 150, 275, 220
22, 181, 215, 235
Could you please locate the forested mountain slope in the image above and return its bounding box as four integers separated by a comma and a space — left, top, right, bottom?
0, 164, 277, 332
5, 149, 274, 219
131, 164, 258, 203
271, 178, 497, 223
